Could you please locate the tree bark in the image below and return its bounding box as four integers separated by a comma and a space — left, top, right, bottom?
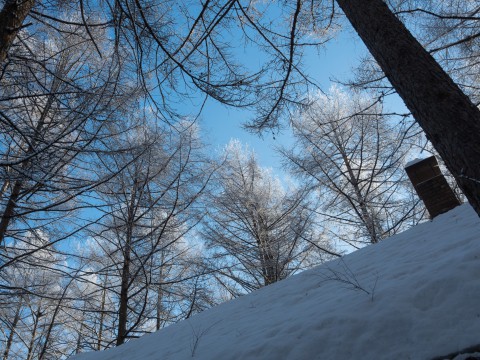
249, 204, 276, 286
26, 304, 42, 360
116, 181, 138, 346
97, 276, 108, 350
2, 300, 22, 360
116, 230, 131, 346
156, 251, 166, 331
336, 0, 480, 217
0, 180, 22, 246
338, 142, 380, 243
0, 85, 60, 247
38, 283, 71, 360
0, 0, 36, 63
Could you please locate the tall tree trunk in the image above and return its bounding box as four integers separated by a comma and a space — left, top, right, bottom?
2, 300, 22, 360
0, 0, 36, 63
76, 321, 85, 354
97, 276, 108, 350
116, 231, 131, 346
336, 133, 380, 244
0, 86, 60, 246
116, 182, 138, 346
38, 283, 70, 360
0, 176, 10, 202
335, 0, 480, 217
156, 252, 165, 331
249, 204, 276, 286
260, 232, 276, 285
26, 304, 42, 360
0, 179, 22, 246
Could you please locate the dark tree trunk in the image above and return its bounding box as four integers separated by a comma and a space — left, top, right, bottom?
97, 277, 108, 350
116, 183, 137, 346
3, 300, 22, 360
38, 283, 71, 360
338, 144, 380, 244
0, 179, 22, 246
0, 0, 36, 62
336, 0, 480, 217
0, 87, 58, 247
75, 321, 84, 354
116, 245, 130, 346
26, 305, 42, 360
156, 252, 166, 331
249, 203, 277, 286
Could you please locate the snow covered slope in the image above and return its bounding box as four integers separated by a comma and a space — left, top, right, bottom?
73, 204, 480, 360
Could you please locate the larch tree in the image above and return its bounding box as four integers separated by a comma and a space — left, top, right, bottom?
0, 230, 69, 360
90, 119, 213, 345
0, 10, 137, 276
281, 87, 425, 246
202, 140, 335, 295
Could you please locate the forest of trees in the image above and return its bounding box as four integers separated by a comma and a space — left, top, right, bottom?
0, 0, 478, 358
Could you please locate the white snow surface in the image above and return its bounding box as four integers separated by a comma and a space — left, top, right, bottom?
405, 157, 428, 168
73, 204, 480, 360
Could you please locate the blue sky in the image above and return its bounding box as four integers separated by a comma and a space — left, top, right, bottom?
197, 25, 408, 174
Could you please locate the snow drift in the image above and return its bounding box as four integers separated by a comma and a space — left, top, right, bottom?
73, 204, 480, 360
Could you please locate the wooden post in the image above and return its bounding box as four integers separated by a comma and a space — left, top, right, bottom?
405, 156, 461, 219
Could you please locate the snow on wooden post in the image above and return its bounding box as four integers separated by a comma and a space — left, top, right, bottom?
405, 156, 461, 219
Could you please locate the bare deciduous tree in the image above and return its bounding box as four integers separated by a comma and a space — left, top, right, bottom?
281, 87, 425, 246
89, 119, 213, 345
202, 140, 335, 295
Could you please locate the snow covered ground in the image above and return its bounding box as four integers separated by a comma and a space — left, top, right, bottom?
73, 204, 480, 360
